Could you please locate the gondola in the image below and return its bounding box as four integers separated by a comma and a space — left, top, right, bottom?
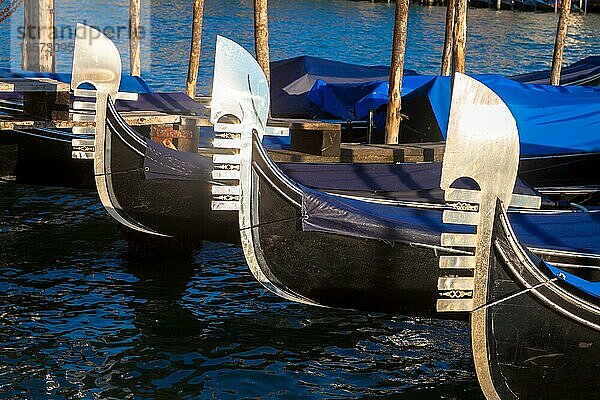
225, 46, 600, 397
435, 76, 599, 399
510, 55, 600, 86
73, 28, 600, 262
0, 127, 94, 187
0, 89, 207, 188
208, 36, 600, 316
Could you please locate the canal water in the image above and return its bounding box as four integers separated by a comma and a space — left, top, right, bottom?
0, 1, 599, 398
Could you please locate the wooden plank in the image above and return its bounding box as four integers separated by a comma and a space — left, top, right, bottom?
0, 113, 211, 130
24, 91, 70, 120
0, 78, 70, 92
0, 119, 75, 130
291, 128, 341, 157
268, 118, 341, 131
270, 142, 445, 164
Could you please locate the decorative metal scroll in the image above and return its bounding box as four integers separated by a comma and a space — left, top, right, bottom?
70, 23, 138, 160
69, 24, 167, 237
437, 73, 541, 400
437, 73, 542, 313
209, 36, 270, 212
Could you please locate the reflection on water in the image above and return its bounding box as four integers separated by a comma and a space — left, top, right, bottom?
0, 184, 482, 399
0, 0, 598, 398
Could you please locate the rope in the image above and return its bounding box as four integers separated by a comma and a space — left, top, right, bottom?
472, 277, 559, 312
0, 0, 23, 23
239, 215, 306, 232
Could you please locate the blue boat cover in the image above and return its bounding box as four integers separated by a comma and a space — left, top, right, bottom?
547, 264, 600, 298
301, 186, 600, 256
308, 74, 600, 156
270, 55, 417, 118
510, 56, 600, 86
280, 161, 557, 206
0, 68, 153, 93
114, 92, 207, 116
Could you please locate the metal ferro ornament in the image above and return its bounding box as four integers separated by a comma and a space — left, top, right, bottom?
209, 37, 319, 306
69, 23, 163, 236
438, 73, 522, 400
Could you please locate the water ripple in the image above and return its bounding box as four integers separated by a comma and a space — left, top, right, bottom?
1, 1, 598, 398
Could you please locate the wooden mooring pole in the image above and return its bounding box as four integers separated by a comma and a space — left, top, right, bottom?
254, 0, 271, 83
22, 0, 55, 72
185, 0, 205, 98
129, 0, 141, 76
550, 0, 572, 85
452, 0, 467, 74
384, 0, 410, 145
440, 0, 457, 76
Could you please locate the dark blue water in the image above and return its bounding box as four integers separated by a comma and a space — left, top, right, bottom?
0, 183, 479, 398
0, 1, 598, 398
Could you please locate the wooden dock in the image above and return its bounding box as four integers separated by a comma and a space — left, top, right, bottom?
0, 77, 445, 163
0, 76, 212, 154
270, 142, 445, 163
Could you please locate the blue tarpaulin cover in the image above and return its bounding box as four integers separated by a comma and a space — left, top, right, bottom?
270, 55, 417, 118
547, 264, 600, 298
308, 74, 600, 156
510, 56, 600, 86
301, 187, 600, 255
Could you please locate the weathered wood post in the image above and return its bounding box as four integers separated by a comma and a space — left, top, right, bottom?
550, 0, 572, 85
129, 0, 141, 76
185, 0, 205, 98
441, 0, 457, 76
22, 0, 55, 72
452, 0, 468, 74
254, 0, 271, 83
21, 0, 64, 122
384, 0, 410, 145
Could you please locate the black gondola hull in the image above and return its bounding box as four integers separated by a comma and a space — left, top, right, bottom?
0, 129, 93, 188
478, 207, 600, 398
101, 102, 239, 244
